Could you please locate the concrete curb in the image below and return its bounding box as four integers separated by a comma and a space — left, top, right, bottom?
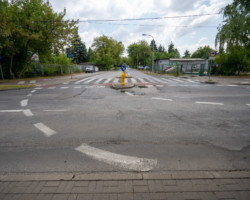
111, 83, 135, 89
1, 171, 250, 181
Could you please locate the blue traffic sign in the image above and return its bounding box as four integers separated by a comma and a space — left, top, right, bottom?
121, 65, 126, 71
67, 53, 71, 58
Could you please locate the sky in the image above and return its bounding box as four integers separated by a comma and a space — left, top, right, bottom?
50, 0, 233, 57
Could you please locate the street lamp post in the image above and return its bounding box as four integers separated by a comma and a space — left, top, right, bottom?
142, 34, 154, 72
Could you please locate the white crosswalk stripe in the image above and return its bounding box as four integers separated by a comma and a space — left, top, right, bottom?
103, 78, 111, 83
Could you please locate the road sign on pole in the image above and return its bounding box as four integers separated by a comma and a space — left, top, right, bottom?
209, 50, 216, 60
121, 65, 126, 72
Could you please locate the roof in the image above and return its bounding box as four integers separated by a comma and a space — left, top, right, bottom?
155, 58, 207, 62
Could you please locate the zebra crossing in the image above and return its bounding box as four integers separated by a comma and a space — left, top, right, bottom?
73, 76, 200, 87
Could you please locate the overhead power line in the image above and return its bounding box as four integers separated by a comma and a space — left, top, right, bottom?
78, 13, 222, 23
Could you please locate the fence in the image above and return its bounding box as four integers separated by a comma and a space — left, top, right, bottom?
22, 63, 85, 78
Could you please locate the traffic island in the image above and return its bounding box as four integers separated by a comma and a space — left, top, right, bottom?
111, 83, 135, 89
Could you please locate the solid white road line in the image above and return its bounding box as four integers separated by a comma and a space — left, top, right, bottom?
48, 87, 56, 89
195, 101, 224, 105
34, 123, 57, 137
60, 87, 69, 89
227, 85, 237, 87
75, 143, 157, 171
246, 104, 250, 106
21, 99, 28, 107
34, 88, 42, 90
23, 109, 34, 117
74, 86, 82, 89
152, 97, 173, 101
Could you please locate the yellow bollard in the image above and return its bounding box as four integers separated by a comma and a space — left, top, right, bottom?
121, 71, 126, 85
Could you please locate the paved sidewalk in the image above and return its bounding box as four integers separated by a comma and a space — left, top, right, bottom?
189, 76, 250, 85
1, 171, 250, 200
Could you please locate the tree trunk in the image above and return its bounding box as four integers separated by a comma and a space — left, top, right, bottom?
9, 55, 16, 79
18, 52, 35, 79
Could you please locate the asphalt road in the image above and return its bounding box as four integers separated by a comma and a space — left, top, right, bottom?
0, 68, 250, 173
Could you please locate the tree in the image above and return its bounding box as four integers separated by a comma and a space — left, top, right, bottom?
0, 0, 77, 79
168, 41, 180, 58
91, 35, 124, 70
215, 0, 250, 74
183, 50, 191, 58
191, 46, 212, 59
158, 45, 166, 53
71, 34, 88, 64
127, 40, 151, 67
150, 40, 158, 52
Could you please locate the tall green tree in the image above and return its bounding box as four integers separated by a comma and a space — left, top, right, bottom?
127, 40, 151, 67
150, 40, 158, 52
71, 34, 88, 64
183, 50, 191, 58
191, 46, 212, 59
91, 35, 124, 70
215, 0, 250, 74
168, 41, 180, 58
0, 0, 77, 79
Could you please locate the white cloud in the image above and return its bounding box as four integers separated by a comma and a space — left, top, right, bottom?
50, 0, 233, 57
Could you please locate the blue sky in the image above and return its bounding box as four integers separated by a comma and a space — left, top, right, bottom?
50, 0, 233, 56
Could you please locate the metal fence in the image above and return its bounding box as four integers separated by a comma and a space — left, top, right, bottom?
23, 63, 85, 78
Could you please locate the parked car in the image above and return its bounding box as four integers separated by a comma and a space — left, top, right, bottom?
137, 65, 144, 70
85, 66, 94, 73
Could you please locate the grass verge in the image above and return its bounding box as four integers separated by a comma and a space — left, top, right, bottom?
0, 85, 34, 90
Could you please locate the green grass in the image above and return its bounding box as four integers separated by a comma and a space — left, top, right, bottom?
0, 85, 34, 90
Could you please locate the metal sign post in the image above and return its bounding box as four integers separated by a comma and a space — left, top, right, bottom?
209, 50, 216, 81
66, 48, 72, 79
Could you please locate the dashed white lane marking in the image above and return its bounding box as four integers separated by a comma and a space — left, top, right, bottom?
18, 81, 25, 84
34, 123, 57, 137
74, 86, 82, 89
0, 110, 23, 113
103, 78, 111, 84
27, 94, 32, 97
29, 80, 36, 84
152, 97, 173, 101
246, 104, 250, 106
63, 82, 69, 85
31, 90, 36, 93
84, 78, 95, 84
34, 88, 42, 90
60, 87, 69, 89
43, 109, 68, 112
156, 85, 163, 87
21, 99, 28, 107
227, 85, 237, 87
195, 101, 224, 105
75, 143, 157, 171
48, 87, 56, 89
131, 78, 137, 83
23, 109, 34, 117
113, 78, 119, 84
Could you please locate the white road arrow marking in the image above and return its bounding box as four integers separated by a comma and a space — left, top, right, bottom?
75, 143, 157, 171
